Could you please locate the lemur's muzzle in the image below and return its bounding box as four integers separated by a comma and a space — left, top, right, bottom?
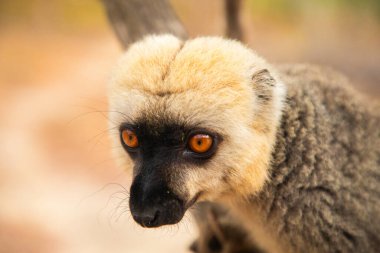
129, 173, 185, 227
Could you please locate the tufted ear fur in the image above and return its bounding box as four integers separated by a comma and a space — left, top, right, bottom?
252, 69, 276, 103
249, 68, 284, 135
252, 69, 276, 85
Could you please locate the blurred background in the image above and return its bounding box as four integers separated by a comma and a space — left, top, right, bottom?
0, 0, 379, 252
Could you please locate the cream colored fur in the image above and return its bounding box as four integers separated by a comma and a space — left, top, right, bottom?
108, 34, 286, 202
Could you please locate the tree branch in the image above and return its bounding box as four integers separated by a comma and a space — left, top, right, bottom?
101, 0, 188, 48
225, 0, 242, 41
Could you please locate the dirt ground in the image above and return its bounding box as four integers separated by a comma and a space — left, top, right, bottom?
0, 1, 379, 253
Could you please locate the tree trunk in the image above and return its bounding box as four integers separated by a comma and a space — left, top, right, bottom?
101, 0, 188, 48
225, 0, 242, 41
101, 0, 243, 48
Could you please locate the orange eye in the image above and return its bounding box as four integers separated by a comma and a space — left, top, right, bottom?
188, 134, 213, 153
121, 129, 139, 148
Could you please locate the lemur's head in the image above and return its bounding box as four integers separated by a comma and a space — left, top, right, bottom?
108, 35, 285, 227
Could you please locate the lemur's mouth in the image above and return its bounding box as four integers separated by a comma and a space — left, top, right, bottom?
185, 191, 203, 209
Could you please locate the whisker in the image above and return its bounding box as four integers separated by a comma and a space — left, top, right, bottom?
110, 195, 129, 221
115, 208, 131, 223
88, 130, 119, 153
98, 190, 130, 229
87, 156, 127, 170
66, 107, 130, 126
86, 126, 119, 145
78, 182, 129, 207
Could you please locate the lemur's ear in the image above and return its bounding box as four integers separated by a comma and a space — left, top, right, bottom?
252, 69, 275, 86
251, 69, 276, 102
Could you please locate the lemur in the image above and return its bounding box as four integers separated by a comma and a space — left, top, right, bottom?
108, 35, 380, 253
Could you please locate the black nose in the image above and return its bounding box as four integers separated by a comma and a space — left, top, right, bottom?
131, 195, 184, 228
131, 200, 184, 228
129, 175, 185, 228
133, 208, 160, 227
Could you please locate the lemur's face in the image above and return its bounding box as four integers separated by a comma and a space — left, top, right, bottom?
108, 35, 284, 227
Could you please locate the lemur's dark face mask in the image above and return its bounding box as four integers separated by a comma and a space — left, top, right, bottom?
120, 120, 220, 227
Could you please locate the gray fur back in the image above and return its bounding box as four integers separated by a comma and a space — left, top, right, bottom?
253, 64, 380, 253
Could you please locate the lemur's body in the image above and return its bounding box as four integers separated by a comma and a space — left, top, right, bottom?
108, 35, 380, 253
247, 65, 380, 253
229, 64, 380, 253
192, 65, 380, 253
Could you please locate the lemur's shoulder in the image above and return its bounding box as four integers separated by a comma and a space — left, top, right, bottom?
251, 63, 380, 253
276, 63, 379, 111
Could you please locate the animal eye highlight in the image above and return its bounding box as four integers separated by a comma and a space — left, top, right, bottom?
188, 134, 213, 153
121, 129, 139, 149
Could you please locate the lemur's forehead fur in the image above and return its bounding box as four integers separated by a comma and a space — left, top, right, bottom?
111, 36, 258, 129
109, 35, 285, 201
